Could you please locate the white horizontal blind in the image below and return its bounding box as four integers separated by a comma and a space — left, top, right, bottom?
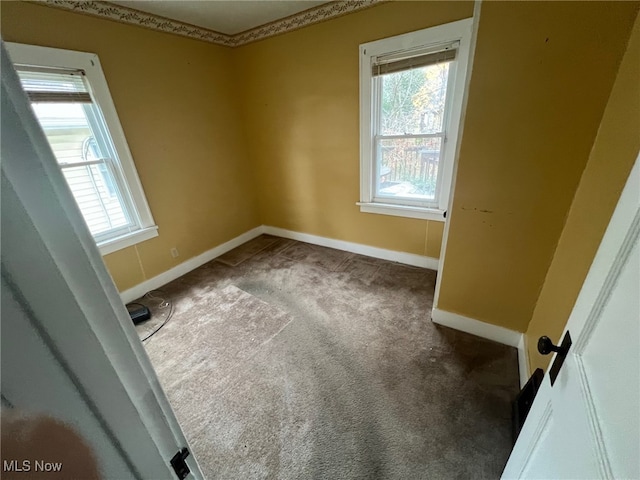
17, 67, 91, 103
16, 67, 139, 241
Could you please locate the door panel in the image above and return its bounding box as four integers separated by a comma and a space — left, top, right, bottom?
1, 41, 203, 479
503, 157, 639, 479
1, 279, 133, 478
581, 242, 639, 479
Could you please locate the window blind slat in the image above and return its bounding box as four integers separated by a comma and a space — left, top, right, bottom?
28, 92, 92, 103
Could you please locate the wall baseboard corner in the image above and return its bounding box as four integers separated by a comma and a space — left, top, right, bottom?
263, 226, 439, 270
431, 307, 522, 348
431, 307, 529, 387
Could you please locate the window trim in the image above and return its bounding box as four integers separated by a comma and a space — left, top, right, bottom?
6, 42, 158, 254
359, 18, 473, 222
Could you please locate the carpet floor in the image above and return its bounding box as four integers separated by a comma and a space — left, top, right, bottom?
135, 235, 519, 479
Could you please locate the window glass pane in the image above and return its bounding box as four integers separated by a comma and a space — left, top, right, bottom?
381, 62, 450, 135
60, 164, 129, 236
31, 103, 107, 165
377, 137, 442, 201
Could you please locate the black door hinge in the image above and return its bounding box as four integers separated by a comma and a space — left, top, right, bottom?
170, 448, 190, 479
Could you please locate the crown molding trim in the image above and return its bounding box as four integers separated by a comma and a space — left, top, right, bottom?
36, 0, 387, 48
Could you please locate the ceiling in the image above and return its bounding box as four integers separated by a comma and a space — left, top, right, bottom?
110, 0, 332, 36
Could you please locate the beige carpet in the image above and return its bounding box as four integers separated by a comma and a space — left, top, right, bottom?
136, 235, 519, 479
144, 285, 293, 431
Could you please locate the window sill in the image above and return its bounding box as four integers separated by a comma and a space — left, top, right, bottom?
357, 202, 445, 221
98, 226, 159, 256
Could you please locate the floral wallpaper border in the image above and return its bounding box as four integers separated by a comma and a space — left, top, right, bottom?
37, 0, 387, 47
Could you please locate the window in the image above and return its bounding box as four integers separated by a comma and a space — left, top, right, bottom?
358, 19, 473, 221
6, 43, 157, 254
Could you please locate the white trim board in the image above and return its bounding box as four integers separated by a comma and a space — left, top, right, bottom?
262, 226, 439, 270
431, 308, 529, 388
120, 225, 439, 303
120, 226, 264, 303
517, 334, 531, 389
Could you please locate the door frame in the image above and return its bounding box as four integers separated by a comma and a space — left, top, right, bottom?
1, 41, 203, 479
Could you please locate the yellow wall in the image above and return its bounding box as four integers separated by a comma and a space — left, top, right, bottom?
233, 1, 474, 258
1, 1, 260, 291
436, 1, 638, 332
525, 12, 640, 373
3, 0, 638, 341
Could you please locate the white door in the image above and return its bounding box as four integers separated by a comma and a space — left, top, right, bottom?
503, 155, 640, 479
1, 42, 203, 479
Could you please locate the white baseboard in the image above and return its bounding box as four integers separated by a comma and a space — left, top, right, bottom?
120, 226, 265, 303
263, 226, 439, 270
431, 307, 522, 347
120, 225, 439, 303
431, 307, 529, 388
517, 334, 531, 388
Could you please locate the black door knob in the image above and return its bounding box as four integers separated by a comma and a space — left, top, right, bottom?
537, 336, 564, 355
539, 331, 572, 387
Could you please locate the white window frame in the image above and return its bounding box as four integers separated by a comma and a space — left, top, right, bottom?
358, 19, 473, 222
6, 42, 158, 255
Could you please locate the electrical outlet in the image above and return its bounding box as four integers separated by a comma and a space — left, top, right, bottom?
170, 248, 179, 258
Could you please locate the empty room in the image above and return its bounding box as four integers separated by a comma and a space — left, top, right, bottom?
1, 0, 639, 479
